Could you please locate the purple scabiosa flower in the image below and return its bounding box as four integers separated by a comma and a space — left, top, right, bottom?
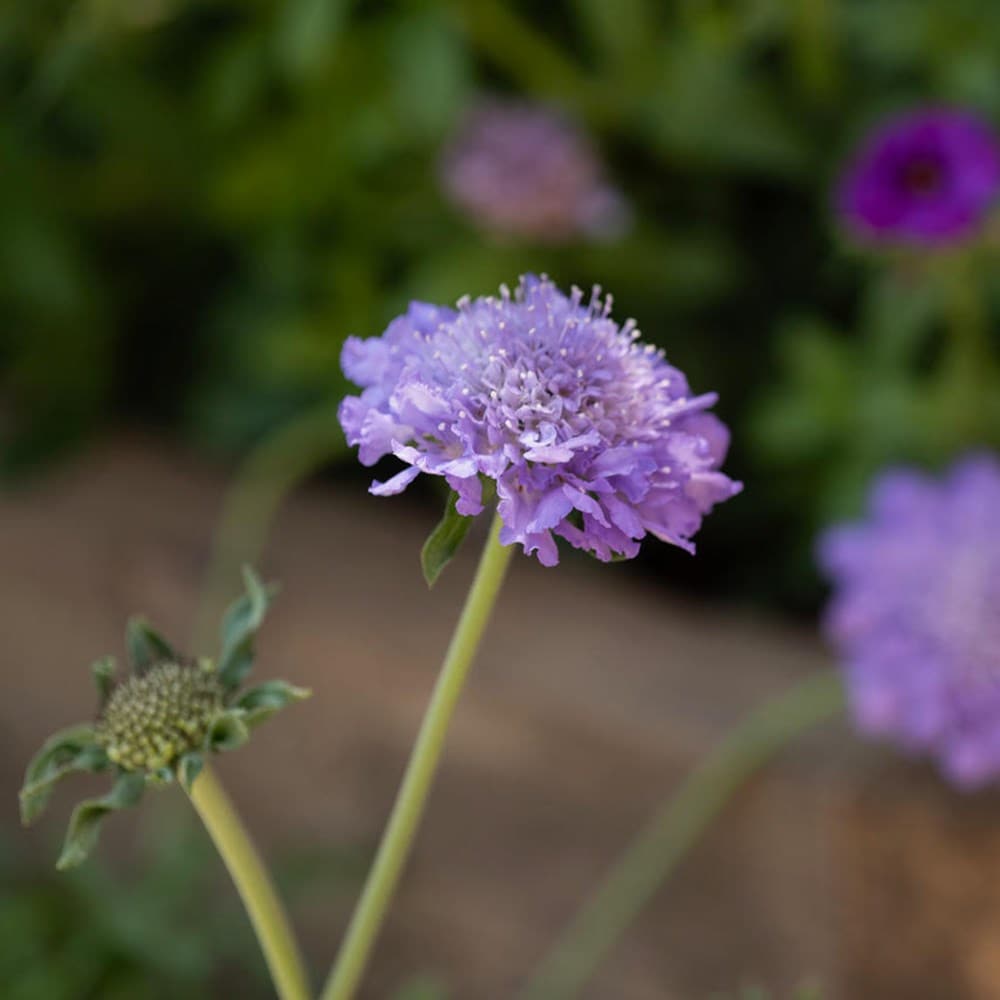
338, 276, 741, 567
836, 107, 1000, 246
439, 100, 629, 243
819, 455, 1000, 788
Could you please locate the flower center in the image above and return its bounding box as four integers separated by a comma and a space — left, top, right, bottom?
900, 156, 944, 195
96, 662, 224, 772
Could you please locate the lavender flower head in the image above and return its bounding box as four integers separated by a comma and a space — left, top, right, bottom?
339, 276, 740, 566
836, 108, 1000, 246
439, 100, 629, 243
819, 455, 1000, 788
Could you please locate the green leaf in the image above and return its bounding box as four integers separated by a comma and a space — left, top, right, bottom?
421, 490, 474, 587
234, 680, 311, 729
56, 772, 146, 870
178, 753, 204, 793
208, 711, 250, 754
217, 566, 276, 692
125, 618, 178, 676
91, 656, 116, 708
20, 724, 106, 826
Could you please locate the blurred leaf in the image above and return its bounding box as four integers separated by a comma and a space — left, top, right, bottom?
573, 0, 658, 67
57, 772, 146, 870
641, 38, 808, 174
199, 35, 269, 127
861, 269, 939, 368
91, 656, 116, 708
234, 680, 311, 729
217, 566, 274, 692
0, 821, 268, 998
27, 3, 103, 111
178, 752, 204, 792
125, 618, 178, 676
454, 0, 598, 114
275, 0, 351, 85
208, 710, 250, 753
20, 724, 105, 826
751, 319, 856, 462
388, 10, 470, 139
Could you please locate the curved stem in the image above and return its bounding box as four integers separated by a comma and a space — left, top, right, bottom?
520, 671, 846, 1000
320, 513, 513, 1000
193, 402, 345, 653
186, 764, 311, 1000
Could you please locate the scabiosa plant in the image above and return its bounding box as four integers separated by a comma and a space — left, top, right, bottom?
323, 275, 739, 1000
439, 100, 629, 243
21, 568, 308, 865
836, 107, 1000, 246
339, 274, 740, 572
819, 455, 1000, 788
20, 569, 311, 1000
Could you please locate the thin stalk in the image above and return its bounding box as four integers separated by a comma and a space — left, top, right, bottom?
193, 402, 344, 653
320, 513, 513, 1000
187, 764, 311, 1000
520, 671, 846, 1000
937, 256, 993, 447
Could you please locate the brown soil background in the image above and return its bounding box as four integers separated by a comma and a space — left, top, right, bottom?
5, 440, 1000, 1000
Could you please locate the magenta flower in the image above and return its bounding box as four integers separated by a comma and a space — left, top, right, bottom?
339, 276, 740, 566
819, 455, 1000, 788
836, 108, 1000, 246
439, 100, 629, 243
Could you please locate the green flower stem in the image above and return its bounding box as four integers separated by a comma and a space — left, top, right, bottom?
938, 256, 993, 445
187, 764, 311, 1000
193, 402, 345, 653
321, 513, 513, 1000
520, 671, 846, 1000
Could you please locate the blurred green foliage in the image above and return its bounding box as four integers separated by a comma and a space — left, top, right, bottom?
0, 825, 264, 999
0, 811, 376, 999
3, 0, 1000, 605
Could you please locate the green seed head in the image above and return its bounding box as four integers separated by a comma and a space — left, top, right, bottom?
96, 663, 224, 772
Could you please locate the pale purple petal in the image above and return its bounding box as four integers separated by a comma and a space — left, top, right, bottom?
819, 453, 1000, 788
370, 466, 421, 496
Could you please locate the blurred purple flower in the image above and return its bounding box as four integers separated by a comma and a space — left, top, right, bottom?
819, 455, 1000, 788
339, 275, 740, 566
439, 100, 629, 243
836, 108, 1000, 246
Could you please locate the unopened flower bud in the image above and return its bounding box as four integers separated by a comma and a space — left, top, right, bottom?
96, 662, 224, 772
